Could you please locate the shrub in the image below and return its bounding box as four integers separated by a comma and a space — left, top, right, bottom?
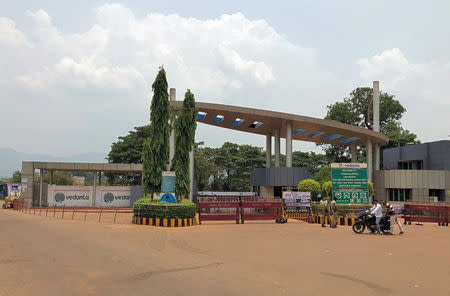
368, 181, 374, 197
311, 203, 372, 217
297, 179, 321, 200
321, 181, 332, 198
133, 198, 196, 219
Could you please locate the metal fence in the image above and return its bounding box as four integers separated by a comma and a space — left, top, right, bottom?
13, 199, 134, 224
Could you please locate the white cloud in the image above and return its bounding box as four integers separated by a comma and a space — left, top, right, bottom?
0, 17, 32, 47
26, 9, 52, 26
357, 48, 450, 142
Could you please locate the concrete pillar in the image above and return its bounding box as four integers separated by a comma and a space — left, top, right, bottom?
266, 134, 272, 167
168, 88, 176, 170
373, 81, 380, 173
374, 144, 380, 171
373, 81, 380, 132
274, 128, 280, 167
39, 169, 43, 207
50, 170, 53, 185
93, 171, 97, 207
366, 139, 373, 183
351, 144, 358, 162
189, 149, 194, 201
285, 122, 292, 167
98, 171, 102, 185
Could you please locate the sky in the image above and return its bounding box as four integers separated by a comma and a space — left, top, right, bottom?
1, 0, 449, 158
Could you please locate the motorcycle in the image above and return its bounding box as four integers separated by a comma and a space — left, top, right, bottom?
352, 210, 391, 234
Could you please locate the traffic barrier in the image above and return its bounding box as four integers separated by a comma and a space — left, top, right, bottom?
240, 201, 282, 224
307, 215, 356, 226
198, 201, 240, 224
132, 216, 196, 227
403, 204, 449, 226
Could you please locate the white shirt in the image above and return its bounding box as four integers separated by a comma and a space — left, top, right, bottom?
370, 204, 383, 218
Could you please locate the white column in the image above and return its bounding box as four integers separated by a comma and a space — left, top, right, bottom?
366, 139, 373, 182
373, 81, 380, 132
285, 122, 292, 167
92, 171, 97, 207
189, 149, 194, 201
168, 88, 176, 170
274, 128, 280, 167
266, 134, 272, 168
373, 81, 380, 173
374, 144, 380, 171
39, 169, 43, 207
351, 144, 357, 162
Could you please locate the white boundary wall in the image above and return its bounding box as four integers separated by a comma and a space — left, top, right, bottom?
95, 186, 132, 208
47, 185, 94, 207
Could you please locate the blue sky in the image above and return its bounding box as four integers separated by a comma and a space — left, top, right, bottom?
1, 1, 449, 157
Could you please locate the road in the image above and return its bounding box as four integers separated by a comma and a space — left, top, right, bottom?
0, 209, 449, 296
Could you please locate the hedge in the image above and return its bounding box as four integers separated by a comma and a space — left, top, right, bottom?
133, 198, 196, 219
311, 203, 372, 217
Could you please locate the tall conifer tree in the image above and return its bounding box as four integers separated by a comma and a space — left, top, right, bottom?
171, 89, 197, 199
142, 67, 170, 195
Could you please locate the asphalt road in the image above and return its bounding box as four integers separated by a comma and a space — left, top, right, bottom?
1, 209, 449, 296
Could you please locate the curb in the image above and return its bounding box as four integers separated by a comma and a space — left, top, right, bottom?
312, 215, 356, 226
132, 216, 196, 227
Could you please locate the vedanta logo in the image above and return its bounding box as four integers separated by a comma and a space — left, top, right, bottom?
55, 193, 89, 203
103, 192, 130, 203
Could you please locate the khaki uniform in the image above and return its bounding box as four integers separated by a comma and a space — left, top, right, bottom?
322, 200, 330, 226
330, 200, 338, 228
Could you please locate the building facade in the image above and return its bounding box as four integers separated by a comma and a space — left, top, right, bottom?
374, 140, 450, 202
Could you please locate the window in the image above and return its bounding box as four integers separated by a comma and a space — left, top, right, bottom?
398, 160, 423, 170
429, 189, 444, 202
388, 189, 411, 202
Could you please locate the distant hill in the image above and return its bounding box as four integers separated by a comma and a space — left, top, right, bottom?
0, 148, 107, 178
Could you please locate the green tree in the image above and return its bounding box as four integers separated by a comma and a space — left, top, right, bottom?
142, 67, 171, 196
106, 125, 151, 185
323, 87, 419, 161
368, 181, 374, 197
43, 172, 72, 185
9, 170, 21, 183
292, 151, 329, 175
171, 89, 198, 199
321, 181, 332, 198
297, 179, 321, 200
314, 166, 331, 185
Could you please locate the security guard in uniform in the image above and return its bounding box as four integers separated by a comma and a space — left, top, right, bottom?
330, 197, 338, 228
321, 198, 331, 227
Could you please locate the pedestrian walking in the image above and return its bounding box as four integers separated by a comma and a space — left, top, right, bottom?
330, 197, 338, 228
369, 200, 383, 235
384, 202, 404, 235
321, 198, 331, 227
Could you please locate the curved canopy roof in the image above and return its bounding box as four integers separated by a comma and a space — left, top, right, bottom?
170, 101, 388, 147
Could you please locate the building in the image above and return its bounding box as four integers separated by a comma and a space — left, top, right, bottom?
374, 140, 450, 202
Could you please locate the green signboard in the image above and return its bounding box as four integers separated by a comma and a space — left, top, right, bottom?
331, 163, 369, 204
332, 168, 368, 188
332, 189, 370, 204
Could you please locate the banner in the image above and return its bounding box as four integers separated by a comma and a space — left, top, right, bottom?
95, 186, 132, 208
282, 191, 311, 212
47, 185, 93, 207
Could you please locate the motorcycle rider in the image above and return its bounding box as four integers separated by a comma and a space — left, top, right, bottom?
384, 202, 404, 235
369, 200, 383, 235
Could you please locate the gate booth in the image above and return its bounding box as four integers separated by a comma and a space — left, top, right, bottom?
198, 197, 282, 224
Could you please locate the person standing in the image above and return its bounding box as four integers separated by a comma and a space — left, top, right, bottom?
321, 198, 331, 227
370, 200, 383, 235
330, 197, 338, 228
384, 202, 404, 235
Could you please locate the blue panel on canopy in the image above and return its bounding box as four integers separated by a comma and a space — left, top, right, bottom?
306, 131, 325, 138
214, 115, 224, 123
339, 137, 360, 143
197, 112, 207, 120
292, 128, 306, 135
232, 118, 244, 126
324, 134, 343, 141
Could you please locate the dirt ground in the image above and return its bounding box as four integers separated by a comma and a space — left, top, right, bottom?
0, 209, 449, 296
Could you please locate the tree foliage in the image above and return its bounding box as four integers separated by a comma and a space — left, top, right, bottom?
171, 90, 198, 199
9, 170, 21, 183
142, 67, 170, 195
292, 151, 329, 175
107, 125, 151, 185
297, 179, 321, 200
323, 87, 419, 162
313, 166, 331, 185
321, 181, 332, 198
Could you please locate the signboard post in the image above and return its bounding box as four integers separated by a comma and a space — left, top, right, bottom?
331, 163, 369, 204
160, 171, 176, 203
282, 191, 311, 212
